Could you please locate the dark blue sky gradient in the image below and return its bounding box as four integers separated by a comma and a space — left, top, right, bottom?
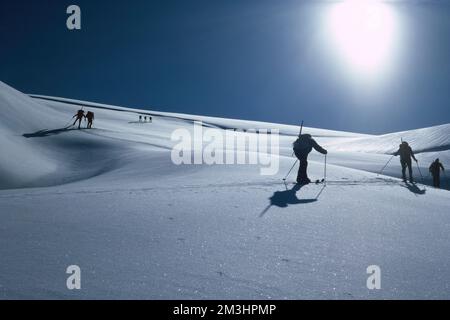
1, 0, 450, 134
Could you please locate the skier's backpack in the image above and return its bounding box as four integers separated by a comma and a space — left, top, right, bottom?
429, 161, 439, 174
293, 134, 312, 153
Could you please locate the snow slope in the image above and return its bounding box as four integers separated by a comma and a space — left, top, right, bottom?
0, 81, 449, 299
28, 93, 450, 190
327, 124, 450, 154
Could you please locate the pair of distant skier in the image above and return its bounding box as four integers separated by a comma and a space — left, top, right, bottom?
72, 108, 95, 129
392, 141, 445, 187
292, 135, 445, 188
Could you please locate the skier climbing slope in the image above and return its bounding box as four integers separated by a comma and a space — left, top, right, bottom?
293, 134, 328, 184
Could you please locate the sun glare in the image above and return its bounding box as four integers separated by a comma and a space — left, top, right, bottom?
326, 0, 399, 78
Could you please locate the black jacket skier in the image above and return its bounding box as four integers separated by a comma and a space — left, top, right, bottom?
429, 158, 445, 188
86, 111, 95, 129
293, 134, 327, 184
72, 109, 85, 129
394, 141, 417, 183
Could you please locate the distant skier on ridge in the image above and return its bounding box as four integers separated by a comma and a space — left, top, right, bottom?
293, 134, 327, 185
394, 141, 418, 183
429, 158, 445, 188
72, 108, 85, 129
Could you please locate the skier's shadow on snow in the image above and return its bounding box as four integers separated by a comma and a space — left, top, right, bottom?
23, 127, 80, 138
402, 182, 426, 195
259, 184, 320, 217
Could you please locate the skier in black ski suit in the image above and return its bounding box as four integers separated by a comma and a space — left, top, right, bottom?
86, 111, 95, 129
293, 134, 327, 184
394, 141, 417, 183
429, 158, 445, 188
72, 109, 85, 129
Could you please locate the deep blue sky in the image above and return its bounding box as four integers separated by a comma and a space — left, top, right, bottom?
1, 0, 450, 134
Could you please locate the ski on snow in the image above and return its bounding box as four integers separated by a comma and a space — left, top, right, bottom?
284, 179, 325, 186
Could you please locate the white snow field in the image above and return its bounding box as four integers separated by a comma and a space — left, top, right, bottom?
0, 80, 449, 299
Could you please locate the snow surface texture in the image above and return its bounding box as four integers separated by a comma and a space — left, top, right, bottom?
0, 81, 449, 299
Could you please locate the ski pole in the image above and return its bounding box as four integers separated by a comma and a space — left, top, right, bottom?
444, 170, 448, 189
378, 155, 395, 176
299, 121, 304, 136
416, 161, 425, 184
283, 159, 298, 181
64, 119, 74, 128
324, 154, 327, 185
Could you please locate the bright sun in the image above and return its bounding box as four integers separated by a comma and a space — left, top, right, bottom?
326, 0, 399, 77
